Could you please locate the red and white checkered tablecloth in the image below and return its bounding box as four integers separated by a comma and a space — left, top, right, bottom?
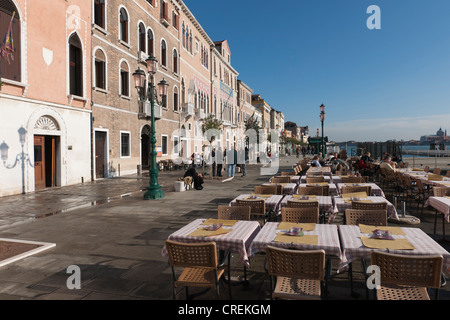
426, 197, 450, 223
249, 222, 344, 267
336, 183, 385, 197
329, 197, 399, 223
161, 219, 261, 268
230, 194, 284, 215
338, 225, 450, 273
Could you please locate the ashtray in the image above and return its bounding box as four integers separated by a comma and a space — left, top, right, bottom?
202, 223, 222, 231
282, 227, 303, 236
371, 229, 394, 240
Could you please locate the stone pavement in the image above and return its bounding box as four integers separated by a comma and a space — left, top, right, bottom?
0, 155, 448, 302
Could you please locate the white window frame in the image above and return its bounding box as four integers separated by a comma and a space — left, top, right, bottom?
120, 131, 131, 158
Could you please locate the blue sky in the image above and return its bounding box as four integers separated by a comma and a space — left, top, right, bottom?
184, 0, 450, 142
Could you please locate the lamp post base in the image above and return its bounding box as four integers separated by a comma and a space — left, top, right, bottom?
143, 186, 165, 200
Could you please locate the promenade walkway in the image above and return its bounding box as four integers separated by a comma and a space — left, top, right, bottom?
0, 155, 447, 301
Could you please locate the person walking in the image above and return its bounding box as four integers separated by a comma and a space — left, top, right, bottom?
216, 147, 223, 177
227, 145, 237, 177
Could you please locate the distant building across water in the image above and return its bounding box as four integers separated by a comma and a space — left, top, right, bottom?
420, 127, 449, 144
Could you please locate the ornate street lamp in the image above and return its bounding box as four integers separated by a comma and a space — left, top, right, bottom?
133, 54, 169, 200
320, 104, 326, 157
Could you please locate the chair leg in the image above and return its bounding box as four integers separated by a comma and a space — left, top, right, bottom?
434, 210, 438, 235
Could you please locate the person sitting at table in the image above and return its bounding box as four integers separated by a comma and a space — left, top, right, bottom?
380, 155, 397, 172
184, 166, 204, 190
331, 155, 349, 173
311, 156, 322, 167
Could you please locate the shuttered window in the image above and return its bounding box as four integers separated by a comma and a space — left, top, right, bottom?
69, 34, 83, 96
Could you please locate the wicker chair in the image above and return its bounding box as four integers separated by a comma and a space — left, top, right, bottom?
272, 176, 291, 184
217, 205, 251, 220
424, 166, 430, 173
165, 240, 231, 300
340, 176, 365, 183
341, 185, 371, 197
265, 246, 330, 300
286, 200, 319, 208
369, 251, 444, 300
344, 209, 387, 226
433, 168, 441, 175
432, 187, 449, 237
297, 186, 324, 196
351, 201, 388, 211
254, 185, 280, 195
306, 184, 330, 196
281, 171, 295, 176
414, 179, 430, 216
236, 199, 266, 225
281, 207, 319, 223
446, 171, 450, 178
306, 176, 325, 183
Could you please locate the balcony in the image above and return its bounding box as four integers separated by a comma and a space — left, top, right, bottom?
195, 108, 205, 120
138, 51, 148, 64
160, 15, 170, 27
181, 102, 194, 119
138, 101, 162, 120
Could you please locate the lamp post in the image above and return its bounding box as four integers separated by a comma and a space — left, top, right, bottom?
0, 126, 34, 194
133, 54, 168, 200
320, 104, 326, 157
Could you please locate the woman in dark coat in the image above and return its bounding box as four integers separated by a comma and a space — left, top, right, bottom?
184, 167, 204, 190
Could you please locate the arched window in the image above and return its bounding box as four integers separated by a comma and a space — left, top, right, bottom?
119, 7, 128, 43
138, 22, 145, 52
173, 49, 178, 74
173, 86, 179, 112
181, 79, 185, 104
0, 1, 21, 81
69, 33, 83, 96
120, 60, 129, 96
161, 39, 167, 67
94, 49, 106, 89
182, 22, 186, 48
147, 29, 154, 56
94, 0, 105, 29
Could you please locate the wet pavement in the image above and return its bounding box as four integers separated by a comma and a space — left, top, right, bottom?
0, 155, 448, 303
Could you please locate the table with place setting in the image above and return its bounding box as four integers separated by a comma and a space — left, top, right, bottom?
329, 194, 399, 223
337, 224, 450, 273
425, 196, 450, 223
262, 182, 298, 195
298, 182, 339, 196
248, 222, 345, 268
161, 218, 261, 268
229, 193, 285, 216
336, 182, 385, 197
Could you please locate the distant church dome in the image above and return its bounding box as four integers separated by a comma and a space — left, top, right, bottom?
437, 127, 444, 137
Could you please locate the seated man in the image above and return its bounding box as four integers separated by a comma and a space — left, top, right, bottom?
184, 167, 204, 190
380, 155, 397, 172
311, 156, 322, 167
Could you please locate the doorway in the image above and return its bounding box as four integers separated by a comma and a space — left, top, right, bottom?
95, 131, 107, 178
34, 135, 59, 190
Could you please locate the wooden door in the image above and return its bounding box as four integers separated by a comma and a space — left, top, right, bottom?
95, 131, 106, 178
34, 135, 46, 190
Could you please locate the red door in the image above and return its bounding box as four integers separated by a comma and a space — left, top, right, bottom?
34, 135, 45, 190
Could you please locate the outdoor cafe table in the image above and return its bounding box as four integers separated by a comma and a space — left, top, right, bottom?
249, 222, 344, 267
329, 196, 399, 224
161, 218, 261, 268
280, 195, 335, 222
299, 175, 332, 184
337, 225, 450, 273
306, 166, 332, 176
299, 183, 338, 196
262, 182, 298, 195
230, 194, 284, 216
425, 196, 450, 223
336, 182, 385, 197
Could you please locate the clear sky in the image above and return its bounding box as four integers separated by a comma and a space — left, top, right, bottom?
184, 0, 450, 142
